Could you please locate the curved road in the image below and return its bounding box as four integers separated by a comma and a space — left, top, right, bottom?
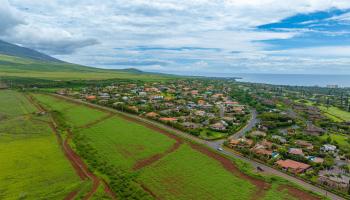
54, 94, 345, 200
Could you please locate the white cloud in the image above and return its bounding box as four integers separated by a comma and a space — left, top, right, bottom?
1, 0, 350, 73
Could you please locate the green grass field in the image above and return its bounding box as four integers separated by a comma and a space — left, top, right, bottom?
0, 90, 36, 117
139, 144, 255, 200
78, 116, 175, 169
0, 90, 82, 200
33, 94, 108, 127
321, 133, 350, 151
319, 106, 350, 122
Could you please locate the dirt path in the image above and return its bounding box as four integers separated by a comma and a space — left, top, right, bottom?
64, 190, 79, 200
128, 115, 184, 170
278, 185, 321, 200
189, 143, 270, 200
26, 94, 115, 200
80, 113, 115, 129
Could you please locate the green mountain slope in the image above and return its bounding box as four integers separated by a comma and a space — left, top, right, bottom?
0, 54, 173, 81
0, 40, 63, 63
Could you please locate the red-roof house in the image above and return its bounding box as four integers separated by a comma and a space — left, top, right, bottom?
276, 159, 311, 174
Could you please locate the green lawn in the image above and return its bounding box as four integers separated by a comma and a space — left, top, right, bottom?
319, 106, 350, 122
139, 144, 256, 200
321, 133, 350, 151
78, 116, 175, 169
0, 90, 82, 200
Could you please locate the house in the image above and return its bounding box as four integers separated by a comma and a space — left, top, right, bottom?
250, 131, 267, 137
254, 149, 273, 157
146, 112, 159, 118
305, 124, 325, 136
182, 122, 201, 129
86, 95, 97, 101
321, 144, 337, 153
288, 148, 304, 156
295, 140, 314, 150
318, 175, 350, 192
275, 159, 311, 174
160, 117, 178, 122
318, 167, 350, 192
271, 135, 287, 144
307, 156, 324, 164
228, 138, 254, 148
210, 122, 227, 131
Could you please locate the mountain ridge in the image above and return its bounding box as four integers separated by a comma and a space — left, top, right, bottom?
0, 40, 63, 63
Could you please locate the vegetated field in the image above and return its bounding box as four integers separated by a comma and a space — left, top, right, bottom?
0, 90, 82, 200
33, 94, 108, 127
0, 54, 174, 81
78, 116, 176, 169
138, 144, 256, 200
32, 93, 322, 200
319, 105, 350, 122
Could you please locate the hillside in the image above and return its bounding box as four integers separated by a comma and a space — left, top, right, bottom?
0, 54, 174, 81
0, 40, 63, 63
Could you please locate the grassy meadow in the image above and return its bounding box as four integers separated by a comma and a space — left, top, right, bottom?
0, 90, 82, 200
33, 94, 108, 127
78, 116, 175, 169
321, 133, 350, 151
319, 105, 350, 122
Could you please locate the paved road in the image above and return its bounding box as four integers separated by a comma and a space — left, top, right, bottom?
55, 94, 345, 200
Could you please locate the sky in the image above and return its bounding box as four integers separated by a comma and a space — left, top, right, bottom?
1, 0, 350, 76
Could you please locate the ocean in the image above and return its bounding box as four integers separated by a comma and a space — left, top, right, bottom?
235, 74, 350, 87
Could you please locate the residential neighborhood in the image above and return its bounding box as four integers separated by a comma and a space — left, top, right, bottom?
58, 79, 249, 140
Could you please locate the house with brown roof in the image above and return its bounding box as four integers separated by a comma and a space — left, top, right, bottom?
160, 117, 178, 122
146, 112, 159, 118
295, 140, 314, 150
86, 95, 97, 101
250, 131, 267, 137
288, 148, 304, 156
275, 159, 311, 174
210, 122, 227, 131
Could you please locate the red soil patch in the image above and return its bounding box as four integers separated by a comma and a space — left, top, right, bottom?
133, 140, 182, 170
80, 113, 114, 129
278, 185, 321, 200
64, 190, 79, 200
141, 184, 160, 200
